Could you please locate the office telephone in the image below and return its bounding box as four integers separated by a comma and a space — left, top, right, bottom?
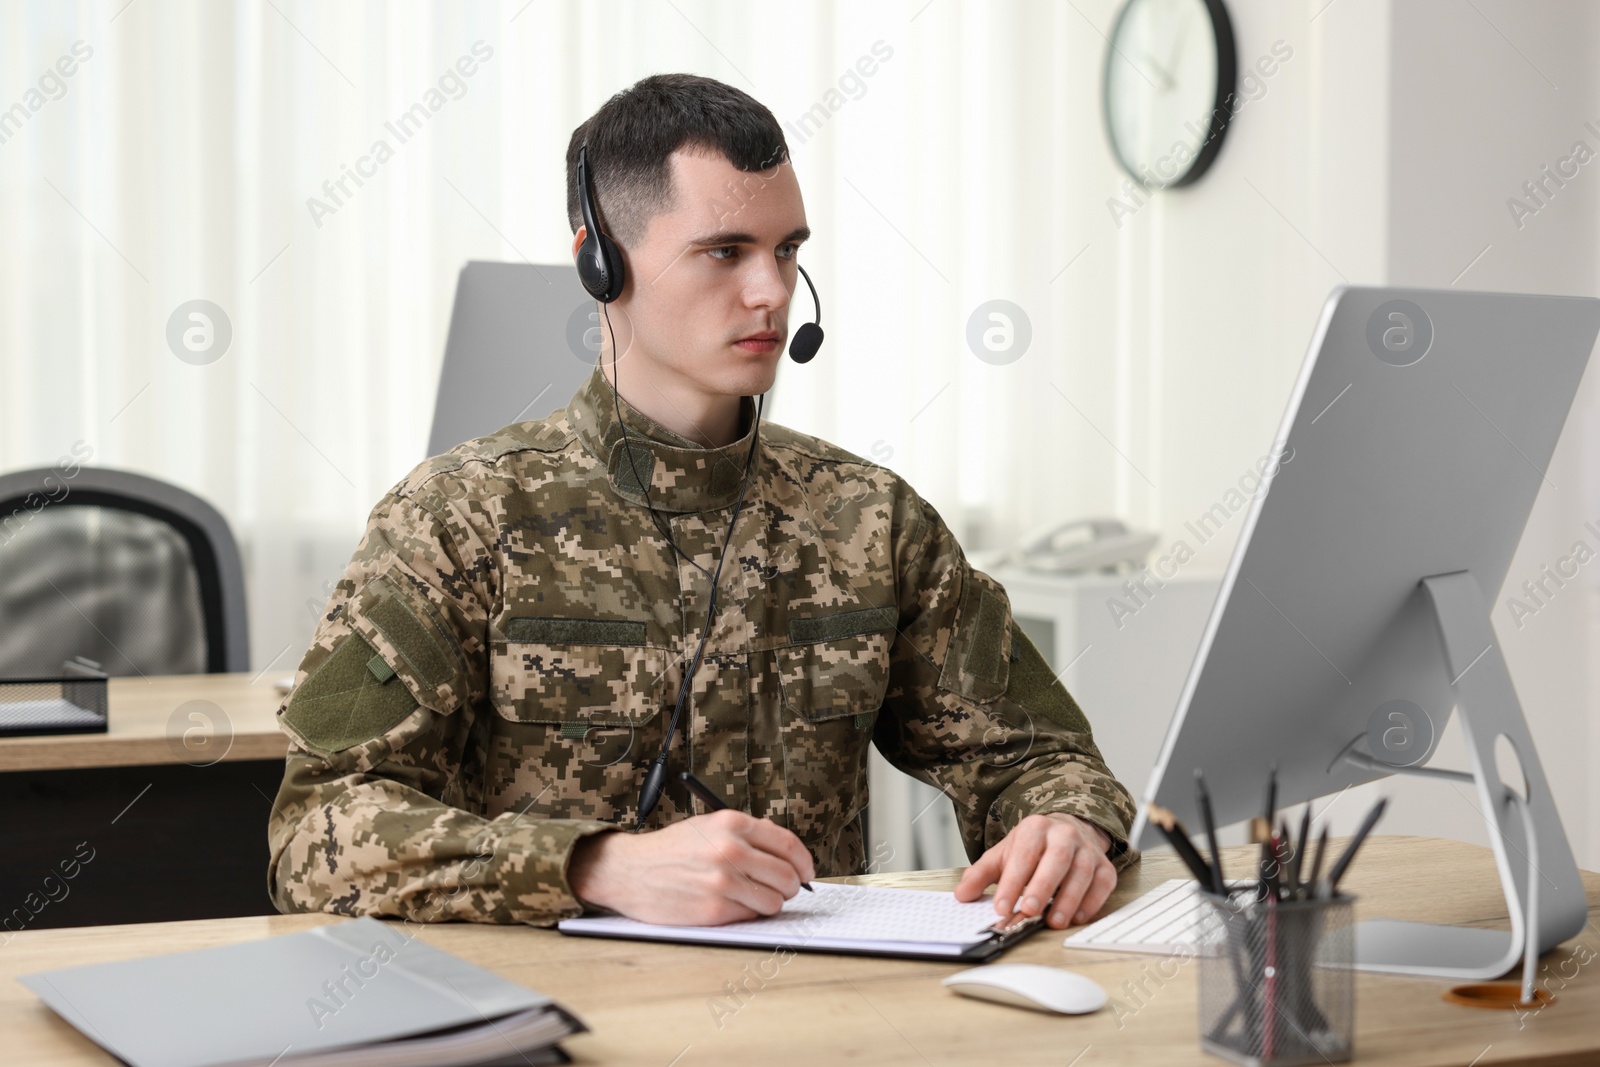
1001, 518, 1158, 574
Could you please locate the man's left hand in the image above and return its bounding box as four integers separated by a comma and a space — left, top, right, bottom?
952, 813, 1117, 930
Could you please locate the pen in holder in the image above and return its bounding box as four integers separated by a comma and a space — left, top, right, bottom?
1197, 888, 1355, 1067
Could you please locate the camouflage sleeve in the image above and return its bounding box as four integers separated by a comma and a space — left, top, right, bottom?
266, 487, 618, 926
875, 492, 1141, 871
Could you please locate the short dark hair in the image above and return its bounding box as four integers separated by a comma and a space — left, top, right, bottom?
566, 73, 790, 248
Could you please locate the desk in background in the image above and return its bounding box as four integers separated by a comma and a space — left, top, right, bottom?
4, 836, 1596, 1065
0, 673, 288, 931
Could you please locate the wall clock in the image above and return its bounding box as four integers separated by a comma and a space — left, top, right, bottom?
1103, 0, 1237, 189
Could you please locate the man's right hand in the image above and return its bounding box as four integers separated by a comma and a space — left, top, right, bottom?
568, 809, 815, 926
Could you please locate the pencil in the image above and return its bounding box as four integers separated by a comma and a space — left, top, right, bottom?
1277, 816, 1294, 899
1262, 765, 1279, 901
1146, 804, 1215, 890
1194, 770, 1226, 896
1288, 804, 1311, 898
1308, 824, 1329, 892
1263, 763, 1278, 828
1263, 828, 1284, 902
1325, 796, 1387, 895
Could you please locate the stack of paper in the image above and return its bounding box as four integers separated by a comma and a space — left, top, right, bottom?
0, 696, 104, 733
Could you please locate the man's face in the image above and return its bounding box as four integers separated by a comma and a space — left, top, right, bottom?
574, 146, 810, 402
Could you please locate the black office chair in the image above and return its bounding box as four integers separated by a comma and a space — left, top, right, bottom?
0, 467, 249, 677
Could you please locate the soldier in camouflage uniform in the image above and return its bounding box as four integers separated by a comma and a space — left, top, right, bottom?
268, 73, 1140, 931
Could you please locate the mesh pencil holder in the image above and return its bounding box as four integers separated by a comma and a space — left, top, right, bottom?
1196, 888, 1355, 1067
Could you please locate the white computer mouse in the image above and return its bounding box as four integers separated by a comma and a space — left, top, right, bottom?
942, 963, 1107, 1015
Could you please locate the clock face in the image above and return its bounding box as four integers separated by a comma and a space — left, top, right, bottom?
1104, 0, 1234, 188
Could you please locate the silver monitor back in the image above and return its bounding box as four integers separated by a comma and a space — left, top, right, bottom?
427, 262, 598, 457
1132, 285, 1600, 978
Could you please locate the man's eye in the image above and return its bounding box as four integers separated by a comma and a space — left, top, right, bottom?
707, 244, 801, 262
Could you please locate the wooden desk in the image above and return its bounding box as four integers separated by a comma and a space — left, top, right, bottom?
4, 836, 1597, 1065
0, 673, 289, 929
0, 673, 288, 772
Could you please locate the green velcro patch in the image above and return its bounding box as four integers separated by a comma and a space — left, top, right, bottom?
1005, 628, 1092, 735
936, 577, 1011, 702
283, 633, 420, 754
966, 587, 1007, 687
610, 440, 656, 496
853, 711, 875, 729
559, 722, 589, 739
506, 617, 648, 646
367, 655, 395, 683
366, 588, 453, 690
789, 605, 897, 644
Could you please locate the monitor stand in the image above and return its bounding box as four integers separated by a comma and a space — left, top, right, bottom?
1332, 571, 1587, 980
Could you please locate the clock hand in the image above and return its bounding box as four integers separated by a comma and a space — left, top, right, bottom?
1140, 51, 1175, 91
1162, 16, 1191, 81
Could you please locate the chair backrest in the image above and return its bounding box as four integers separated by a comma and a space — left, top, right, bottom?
427, 261, 597, 457
0, 467, 249, 677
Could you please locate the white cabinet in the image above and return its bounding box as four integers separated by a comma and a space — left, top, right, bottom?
868, 566, 1221, 872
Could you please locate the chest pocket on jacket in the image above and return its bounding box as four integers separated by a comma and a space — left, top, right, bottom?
485, 616, 669, 825
771, 607, 894, 866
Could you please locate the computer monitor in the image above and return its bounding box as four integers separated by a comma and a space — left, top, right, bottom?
1132, 285, 1600, 979
427, 262, 598, 457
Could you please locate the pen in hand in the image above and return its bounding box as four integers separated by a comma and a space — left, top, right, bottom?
679, 771, 813, 892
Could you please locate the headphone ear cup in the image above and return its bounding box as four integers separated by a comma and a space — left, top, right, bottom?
578, 230, 625, 303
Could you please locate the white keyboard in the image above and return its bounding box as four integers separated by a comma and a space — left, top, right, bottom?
1064, 878, 1246, 955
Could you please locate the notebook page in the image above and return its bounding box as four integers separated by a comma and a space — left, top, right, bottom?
559, 882, 1002, 951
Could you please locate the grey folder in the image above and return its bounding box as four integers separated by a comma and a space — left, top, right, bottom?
19, 917, 584, 1067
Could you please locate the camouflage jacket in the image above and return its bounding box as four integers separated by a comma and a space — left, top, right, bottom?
267, 364, 1140, 926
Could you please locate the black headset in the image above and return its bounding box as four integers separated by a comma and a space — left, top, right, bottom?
576, 143, 824, 360
575, 141, 822, 827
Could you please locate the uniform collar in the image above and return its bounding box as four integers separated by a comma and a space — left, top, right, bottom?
566, 363, 760, 514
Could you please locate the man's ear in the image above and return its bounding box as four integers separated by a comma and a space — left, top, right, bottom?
571, 225, 587, 260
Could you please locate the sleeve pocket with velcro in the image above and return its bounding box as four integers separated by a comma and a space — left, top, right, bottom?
344, 569, 472, 714
283, 632, 421, 754
935, 569, 1014, 704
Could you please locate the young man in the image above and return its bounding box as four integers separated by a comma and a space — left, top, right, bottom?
268, 73, 1139, 931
